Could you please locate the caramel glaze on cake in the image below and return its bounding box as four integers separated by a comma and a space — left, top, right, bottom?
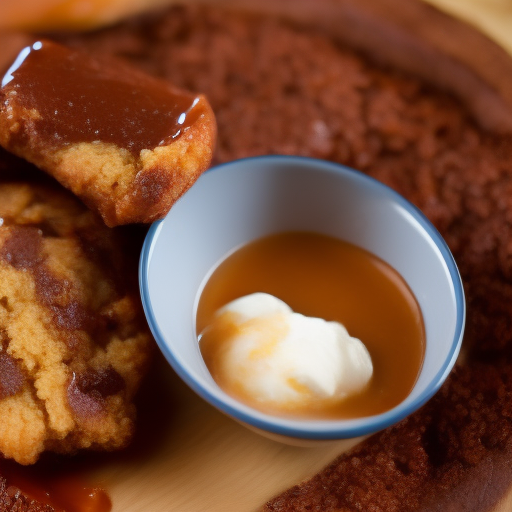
5, 3, 503, 510
0, 38, 216, 227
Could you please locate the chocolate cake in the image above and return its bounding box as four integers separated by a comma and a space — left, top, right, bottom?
57, 6, 512, 510
1, 2, 512, 510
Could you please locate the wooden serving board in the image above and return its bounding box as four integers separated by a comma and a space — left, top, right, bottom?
1, 1, 511, 511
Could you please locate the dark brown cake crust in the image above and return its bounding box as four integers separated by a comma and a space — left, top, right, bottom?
57, 6, 512, 510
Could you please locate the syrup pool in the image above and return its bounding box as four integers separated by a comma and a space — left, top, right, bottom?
197, 231, 425, 419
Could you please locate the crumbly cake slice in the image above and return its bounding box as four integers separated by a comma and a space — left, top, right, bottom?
0, 180, 153, 465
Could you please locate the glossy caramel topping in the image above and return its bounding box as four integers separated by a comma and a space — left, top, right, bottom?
1, 39, 203, 154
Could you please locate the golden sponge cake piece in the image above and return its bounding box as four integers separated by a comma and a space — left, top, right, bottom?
0, 181, 152, 465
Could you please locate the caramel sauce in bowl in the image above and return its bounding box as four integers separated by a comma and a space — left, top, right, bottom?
140, 155, 465, 443
1, 39, 203, 155
197, 232, 425, 420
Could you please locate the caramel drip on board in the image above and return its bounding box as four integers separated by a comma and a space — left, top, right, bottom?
0, 458, 111, 512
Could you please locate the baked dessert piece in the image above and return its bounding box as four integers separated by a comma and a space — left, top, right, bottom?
0, 176, 153, 465
0, 38, 216, 227
59, 6, 512, 510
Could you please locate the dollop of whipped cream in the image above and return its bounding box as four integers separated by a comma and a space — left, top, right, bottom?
200, 293, 373, 409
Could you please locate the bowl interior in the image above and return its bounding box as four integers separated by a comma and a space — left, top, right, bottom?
140, 155, 465, 438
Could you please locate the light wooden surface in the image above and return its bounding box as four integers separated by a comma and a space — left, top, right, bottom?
89, 354, 364, 512
424, 0, 512, 54
0, 1, 511, 510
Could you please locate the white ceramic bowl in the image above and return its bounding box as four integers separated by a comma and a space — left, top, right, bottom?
139, 155, 465, 441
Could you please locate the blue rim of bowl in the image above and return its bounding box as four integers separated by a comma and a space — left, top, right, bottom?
139, 155, 466, 440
